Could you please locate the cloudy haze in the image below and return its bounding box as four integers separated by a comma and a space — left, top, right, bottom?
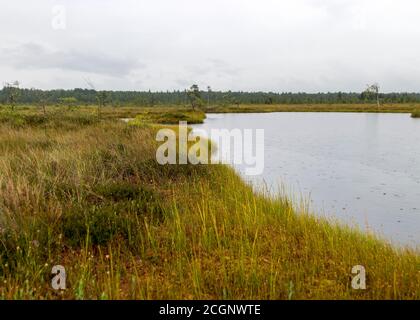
1, 0, 420, 92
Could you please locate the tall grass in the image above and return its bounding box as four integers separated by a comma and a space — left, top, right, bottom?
412, 110, 420, 118
0, 108, 418, 299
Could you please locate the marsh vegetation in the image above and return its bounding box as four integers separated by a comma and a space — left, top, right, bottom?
0, 106, 418, 299
412, 110, 420, 118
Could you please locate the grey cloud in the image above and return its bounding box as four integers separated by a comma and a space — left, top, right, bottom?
208, 59, 241, 76
174, 79, 191, 88
1, 43, 142, 77
1, 0, 420, 91
186, 59, 241, 78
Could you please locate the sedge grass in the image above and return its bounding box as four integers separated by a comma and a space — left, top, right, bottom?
0, 108, 418, 300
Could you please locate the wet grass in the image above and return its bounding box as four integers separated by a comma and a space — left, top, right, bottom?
0, 107, 418, 299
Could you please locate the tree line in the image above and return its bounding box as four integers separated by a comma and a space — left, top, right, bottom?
2, 84, 420, 107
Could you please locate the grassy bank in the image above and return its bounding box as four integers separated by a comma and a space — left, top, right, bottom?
204, 103, 420, 114
131, 110, 206, 124
0, 104, 206, 122
412, 110, 420, 118
0, 108, 418, 300
3, 103, 420, 117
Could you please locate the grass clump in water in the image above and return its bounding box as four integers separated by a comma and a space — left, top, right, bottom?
132, 110, 206, 125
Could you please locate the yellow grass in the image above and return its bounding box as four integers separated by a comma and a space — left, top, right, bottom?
0, 107, 418, 299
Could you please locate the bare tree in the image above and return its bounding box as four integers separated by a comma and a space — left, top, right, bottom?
32, 88, 48, 116
4, 81, 20, 111
84, 78, 107, 117
364, 83, 380, 108
207, 86, 212, 107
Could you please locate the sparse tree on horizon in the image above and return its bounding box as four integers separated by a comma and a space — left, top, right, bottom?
32, 87, 48, 115
187, 84, 203, 111
85, 78, 108, 117
4, 81, 20, 111
363, 83, 381, 108
207, 86, 212, 107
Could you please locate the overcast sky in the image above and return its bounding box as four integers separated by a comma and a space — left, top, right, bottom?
1, 0, 420, 92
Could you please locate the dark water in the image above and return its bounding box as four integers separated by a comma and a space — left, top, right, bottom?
193, 112, 420, 248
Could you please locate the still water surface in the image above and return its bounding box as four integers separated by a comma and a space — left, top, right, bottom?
193, 112, 420, 247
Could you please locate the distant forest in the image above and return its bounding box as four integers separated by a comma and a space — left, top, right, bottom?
2, 87, 420, 106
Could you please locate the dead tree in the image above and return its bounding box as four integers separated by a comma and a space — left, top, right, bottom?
365, 83, 380, 108
4, 81, 20, 111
